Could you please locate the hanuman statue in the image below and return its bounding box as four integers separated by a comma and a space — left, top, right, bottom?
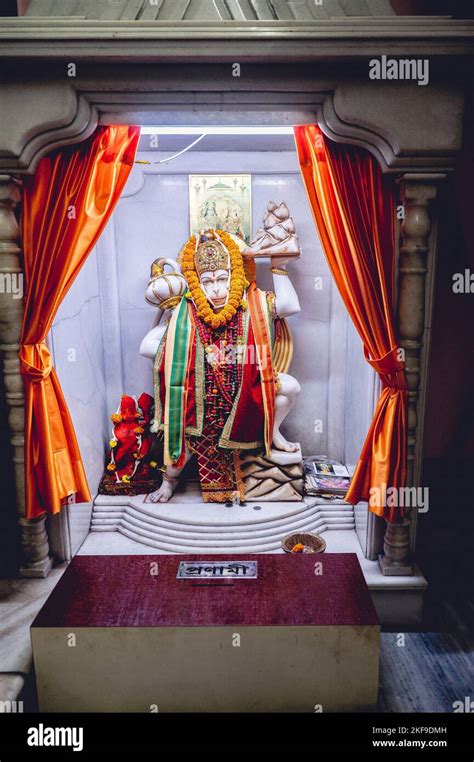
140, 202, 301, 504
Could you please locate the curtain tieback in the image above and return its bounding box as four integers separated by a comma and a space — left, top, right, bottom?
19, 341, 53, 380
363, 345, 407, 390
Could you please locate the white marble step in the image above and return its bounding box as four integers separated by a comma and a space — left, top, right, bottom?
118, 526, 290, 554
91, 503, 353, 533
93, 494, 352, 526
118, 520, 355, 553
91, 510, 354, 543
91, 495, 356, 552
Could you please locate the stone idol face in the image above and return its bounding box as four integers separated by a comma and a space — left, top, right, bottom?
195, 238, 231, 309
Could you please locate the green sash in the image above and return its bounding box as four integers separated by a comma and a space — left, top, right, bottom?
163, 297, 192, 465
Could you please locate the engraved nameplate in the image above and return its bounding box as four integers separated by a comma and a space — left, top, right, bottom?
177, 561, 258, 579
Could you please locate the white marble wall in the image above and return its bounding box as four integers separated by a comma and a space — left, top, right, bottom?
48, 245, 107, 551
50, 149, 378, 505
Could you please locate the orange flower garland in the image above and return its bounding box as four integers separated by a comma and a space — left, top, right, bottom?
181, 229, 247, 329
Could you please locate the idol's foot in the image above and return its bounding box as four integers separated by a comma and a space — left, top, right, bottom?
272, 431, 300, 453
148, 475, 178, 503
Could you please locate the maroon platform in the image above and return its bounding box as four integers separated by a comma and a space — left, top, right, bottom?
32, 553, 378, 628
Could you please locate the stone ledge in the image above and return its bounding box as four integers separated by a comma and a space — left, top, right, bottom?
0, 674, 25, 707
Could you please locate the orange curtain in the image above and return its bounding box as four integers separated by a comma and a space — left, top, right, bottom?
294, 124, 407, 522
20, 125, 140, 519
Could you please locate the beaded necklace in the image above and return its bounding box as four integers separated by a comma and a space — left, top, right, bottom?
192, 304, 244, 434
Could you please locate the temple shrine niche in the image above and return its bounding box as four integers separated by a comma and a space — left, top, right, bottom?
1, 0, 469, 647
48, 131, 380, 564
1, 0, 472, 722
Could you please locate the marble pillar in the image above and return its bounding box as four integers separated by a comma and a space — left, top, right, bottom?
379, 173, 443, 576
0, 174, 53, 578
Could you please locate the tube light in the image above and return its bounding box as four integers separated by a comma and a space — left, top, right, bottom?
140, 126, 294, 135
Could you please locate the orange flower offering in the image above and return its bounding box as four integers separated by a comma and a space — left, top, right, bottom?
291, 543, 305, 553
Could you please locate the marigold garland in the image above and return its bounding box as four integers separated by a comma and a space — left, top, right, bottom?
181, 229, 246, 329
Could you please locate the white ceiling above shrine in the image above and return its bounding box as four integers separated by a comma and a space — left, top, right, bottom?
24, 0, 396, 21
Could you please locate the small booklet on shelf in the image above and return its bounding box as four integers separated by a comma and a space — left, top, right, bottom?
303, 456, 354, 498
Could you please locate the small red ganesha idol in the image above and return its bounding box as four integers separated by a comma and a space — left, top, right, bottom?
101, 392, 158, 492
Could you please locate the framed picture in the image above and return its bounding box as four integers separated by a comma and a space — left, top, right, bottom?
189, 174, 252, 242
